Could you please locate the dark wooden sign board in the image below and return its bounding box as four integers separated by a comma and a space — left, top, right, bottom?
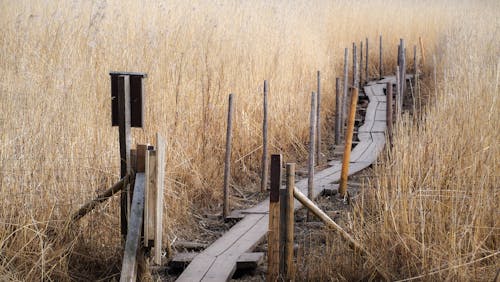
110, 71, 147, 128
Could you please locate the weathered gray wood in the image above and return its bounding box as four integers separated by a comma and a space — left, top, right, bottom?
360, 41, 363, 85
223, 94, 234, 219
284, 163, 295, 280
335, 77, 341, 145
237, 252, 264, 270
413, 45, 417, 77
120, 173, 145, 282
316, 71, 321, 164
342, 47, 349, 136
117, 75, 131, 238
366, 37, 369, 84
386, 82, 393, 147
176, 76, 395, 282
144, 149, 156, 247
307, 92, 316, 221
353, 43, 358, 88
155, 133, 166, 265
261, 81, 269, 192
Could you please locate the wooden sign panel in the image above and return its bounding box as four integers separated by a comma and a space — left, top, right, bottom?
110, 71, 147, 128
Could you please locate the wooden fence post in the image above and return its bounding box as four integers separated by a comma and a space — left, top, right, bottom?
155, 133, 166, 264
360, 41, 363, 85
386, 83, 393, 147
316, 71, 321, 165
284, 163, 295, 280
267, 154, 282, 282
419, 37, 425, 67
396, 66, 401, 117
307, 92, 316, 221
413, 45, 417, 77
335, 77, 341, 146
223, 94, 234, 219
400, 39, 406, 105
339, 87, 358, 198
117, 75, 131, 238
342, 48, 349, 138
261, 80, 269, 192
379, 35, 383, 78
353, 42, 358, 88
365, 37, 369, 84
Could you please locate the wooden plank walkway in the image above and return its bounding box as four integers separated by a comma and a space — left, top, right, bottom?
176, 76, 398, 282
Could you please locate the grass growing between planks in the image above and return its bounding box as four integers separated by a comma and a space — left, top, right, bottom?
299, 6, 499, 281
0, 0, 497, 280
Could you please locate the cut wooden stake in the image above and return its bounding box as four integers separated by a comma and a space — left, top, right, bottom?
335, 77, 342, 146
360, 41, 363, 86
267, 154, 282, 282
342, 47, 349, 135
413, 45, 418, 77
316, 71, 321, 165
284, 163, 295, 280
223, 94, 234, 219
307, 92, 317, 221
379, 35, 383, 78
353, 42, 358, 88
71, 177, 126, 222
365, 37, 369, 84
339, 87, 358, 198
396, 66, 401, 117
261, 80, 269, 192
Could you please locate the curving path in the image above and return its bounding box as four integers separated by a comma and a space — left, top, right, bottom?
176, 76, 398, 282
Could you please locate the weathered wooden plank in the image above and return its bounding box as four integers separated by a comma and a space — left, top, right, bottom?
155, 134, 166, 264
120, 173, 145, 282
261, 80, 269, 192
144, 150, 156, 246
237, 252, 265, 270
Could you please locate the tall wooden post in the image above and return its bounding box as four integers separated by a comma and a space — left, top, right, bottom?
316, 71, 321, 165
284, 163, 295, 280
267, 154, 282, 282
261, 80, 269, 192
360, 41, 363, 85
365, 37, 369, 84
335, 77, 342, 146
353, 42, 358, 88
419, 37, 425, 67
386, 83, 393, 147
413, 45, 417, 76
307, 92, 316, 221
339, 87, 358, 198
223, 94, 234, 219
342, 48, 349, 137
117, 75, 131, 238
396, 66, 401, 117
379, 35, 383, 78
400, 39, 406, 104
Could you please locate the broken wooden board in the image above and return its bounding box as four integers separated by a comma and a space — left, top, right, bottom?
176, 76, 395, 282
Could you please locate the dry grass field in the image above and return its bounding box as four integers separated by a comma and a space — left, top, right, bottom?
1, 0, 498, 280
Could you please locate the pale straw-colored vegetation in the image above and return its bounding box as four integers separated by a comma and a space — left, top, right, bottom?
0, 0, 497, 280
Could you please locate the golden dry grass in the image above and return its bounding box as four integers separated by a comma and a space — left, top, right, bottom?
0, 0, 498, 280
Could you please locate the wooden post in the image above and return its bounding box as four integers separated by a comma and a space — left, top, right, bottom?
120, 173, 145, 282
261, 80, 269, 192
334, 77, 341, 146
155, 133, 166, 264
386, 82, 393, 147
413, 45, 417, 76
117, 75, 132, 238
284, 163, 295, 280
419, 37, 425, 67
267, 154, 282, 282
307, 92, 316, 221
223, 94, 234, 219
379, 35, 383, 78
342, 48, 349, 137
365, 37, 369, 83
360, 41, 363, 86
353, 42, 358, 88
396, 66, 401, 117
339, 87, 358, 198
316, 71, 321, 165
400, 39, 406, 104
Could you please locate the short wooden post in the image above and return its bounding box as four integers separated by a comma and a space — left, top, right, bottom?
360, 41, 363, 85
386, 83, 393, 147
379, 35, 383, 78
261, 81, 269, 192
117, 75, 132, 238
339, 87, 358, 198
307, 92, 316, 221
419, 37, 425, 67
334, 77, 342, 146
342, 47, 349, 136
223, 94, 234, 219
353, 42, 358, 88
365, 37, 369, 83
284, 163, 295, 280
267, 154, 282, 282
316, 71, 321, 165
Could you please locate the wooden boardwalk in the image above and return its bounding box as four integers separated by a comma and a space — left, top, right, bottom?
176, 76, 397, 282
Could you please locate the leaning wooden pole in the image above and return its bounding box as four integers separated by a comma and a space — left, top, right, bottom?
316, 71, 321, 165
267, 154, 282, 282
334, 77, 342, 146
72, 177, 127, 222
223, 94, 234, 219
261, 80, 269, 192
339, 87, 358, 198
307, 92, 317, 221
